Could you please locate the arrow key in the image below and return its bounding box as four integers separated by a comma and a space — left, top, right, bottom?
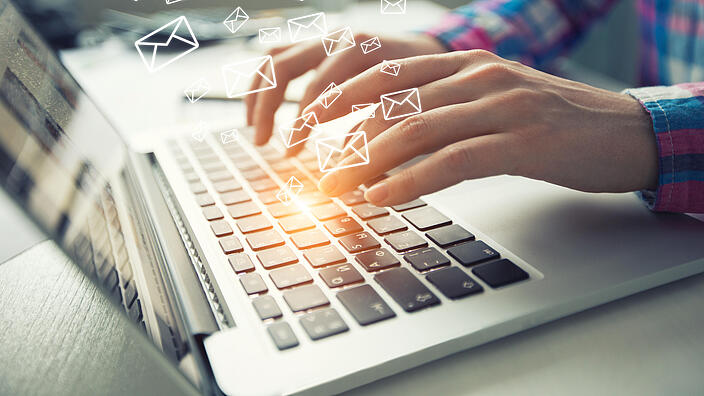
425, 266, 483, 299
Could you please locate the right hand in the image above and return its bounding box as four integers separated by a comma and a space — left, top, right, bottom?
244, 32, 448, 152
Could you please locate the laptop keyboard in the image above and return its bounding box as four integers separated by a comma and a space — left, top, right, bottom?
169, 129, 530, 350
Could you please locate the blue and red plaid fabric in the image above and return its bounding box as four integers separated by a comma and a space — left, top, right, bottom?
425, 0, 704, 213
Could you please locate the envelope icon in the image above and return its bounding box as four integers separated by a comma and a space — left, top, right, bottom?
352, 103, 376, 118
321, 27, 356, 57
380, 88, 422, 120
222, 55, 277, 98
134, 16, 199, 73
360, 36, 381, 54
184, 78, 210, 103
259, 27, 282, 44
380, 60, 401, 76
276, 176, 304, 205
318, 82, 343, 109
223, 7, 249, 34
192, 121, 208, 142
381, 0, 407, 14
220, 129, 239, 144
316, 131, 370, 172
165, 0, 183, 4
288, 12, 327, 43
279, 112, 322, 148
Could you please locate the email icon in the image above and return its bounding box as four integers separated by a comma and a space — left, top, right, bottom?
165, 0, 183, 4
259, 27, 282, 44
184, 78, 210, 103
288, 12, 327, 43
360, 36, 381, 54
134, 16, 199, 73
192, 121, 208, 142
352, 103, 376, 118
316, 131, 370, 172
276, 176, 304, 205
321, 27, 356, 57
222, 55, 277, 98
380, 88, 421, 120
279, 112, 322, 148
220, 129, 239, 145
381, 0, 407, 14
380, 60, 401, 76
223, 7, 249, 34
318, 82, 343, 109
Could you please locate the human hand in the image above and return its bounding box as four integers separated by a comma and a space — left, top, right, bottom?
244, 32, 447, 150
300, 50, 658, 206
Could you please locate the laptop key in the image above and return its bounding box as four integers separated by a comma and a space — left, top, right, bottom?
402, 206, 452, 231
323, 216, 363, 237
319, 263, 364, 288
303, 245, 346, 268
299, 308, 349, 341
339, 232, 381, 253
210, 220, 233, 237
311, 203, 346, 221
384, 230, 428, 252
270, 264, 312, 289
236, 214, 272, 234
279, 214, 315, 234
283, 284, 329, 312
258, 190, 279, 204
228, 253, 255, 273
212, 180, 242, 193
426, 267, 483, 299
367, 216, 407, 236
227, 201, 261, 219
246, 229, 285, 251
189, 181, 207, 194
404, 247, 450, 272
221, 190, 251, 205
391, 199, 426, 212
351, 203, 389, 220
270, 161, 295, 173
374, 267, 440, 313
298, 191, 331, 207
267, 322, 299, 350
241, 168, 269, 181
234, 160, 260, 171
355, 248, 401, 272
338, 190, 366, 206
250, 178, 278, 192
291, 229, 330, 249
257, 245, 298, 270
207, 170, 234, 182
426, 224, 474, 248
202, 206, 224, 221
472, 259, 529, 288
239, 273, 268, 295
252, 295, 283, 320
337, 285, 396, 325
219, 235, 243, 254
195, 192, 215, 207
447, 240, 499, 266
268, 202, 300, 218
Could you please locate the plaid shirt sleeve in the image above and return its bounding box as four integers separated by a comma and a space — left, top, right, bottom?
424, 0, 618, 69
625, 84, 704, 213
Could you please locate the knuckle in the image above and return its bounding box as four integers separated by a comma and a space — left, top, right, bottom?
504, 87, 537, 107
396, 115, 431, 141
396, 168, 418, 192
465, 49, 498, 61
442, 143, 473, 171
354, 32, 373, 42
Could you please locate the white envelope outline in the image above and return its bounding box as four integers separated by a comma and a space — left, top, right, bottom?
321, 27, 356, 57
279, 112, 322, 148
380, 60, 401, 76
288, 12, 327, 43
184, 78, 210, 103
380, 88, 422, 120
259, 27, 282, 43
220, 129, 239, 144
223, 7, 249, 34
381, 0, 407, 14
352, 103, 376, 118
134, 16, 199, 73
165, 0, 183, 4
276, 176, 304, 205
360, 36, 381, 54
316, 131, 370, 172
318, 82, 342, 109
192, 121, 208, 142
221, 55, 277, 98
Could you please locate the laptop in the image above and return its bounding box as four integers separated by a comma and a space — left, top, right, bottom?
2, 1, 704, 394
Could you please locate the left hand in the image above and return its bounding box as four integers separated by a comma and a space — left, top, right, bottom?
300, 50, 658, 207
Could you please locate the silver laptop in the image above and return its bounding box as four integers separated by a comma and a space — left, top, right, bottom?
2, 1, 704, 394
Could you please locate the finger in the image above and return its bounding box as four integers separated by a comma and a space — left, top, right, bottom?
245, 45, 293, 126
252, 42, 328, 145
318, 99, 506, 196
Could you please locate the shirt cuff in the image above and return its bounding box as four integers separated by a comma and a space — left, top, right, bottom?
624, 84, 704, 213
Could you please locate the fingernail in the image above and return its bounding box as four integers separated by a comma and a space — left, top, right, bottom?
318, 173, 338, 194
365, 183, 388, 203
